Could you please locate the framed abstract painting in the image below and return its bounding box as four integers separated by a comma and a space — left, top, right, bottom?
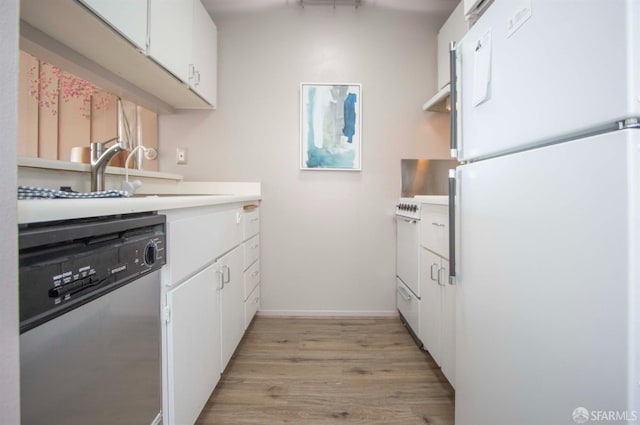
300, 83, 362, 171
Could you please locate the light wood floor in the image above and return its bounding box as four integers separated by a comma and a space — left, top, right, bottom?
196, 316, 454, 425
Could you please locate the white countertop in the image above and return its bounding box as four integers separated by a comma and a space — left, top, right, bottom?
413, 195, 449, 205
17, 160, 262, 224
18, 193, 261, 224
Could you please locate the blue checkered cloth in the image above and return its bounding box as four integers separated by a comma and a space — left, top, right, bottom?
18, 185, 127, 200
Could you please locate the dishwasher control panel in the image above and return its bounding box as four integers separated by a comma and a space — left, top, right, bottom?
18, 213, 166, 333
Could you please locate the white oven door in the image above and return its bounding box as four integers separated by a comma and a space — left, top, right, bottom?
396, 216, 420, 297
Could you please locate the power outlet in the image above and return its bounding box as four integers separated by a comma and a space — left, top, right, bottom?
176, 148, 188, 165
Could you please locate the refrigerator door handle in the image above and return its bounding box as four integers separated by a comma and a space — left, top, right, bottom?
448, 169, 456, 284
449, 41, 458, 159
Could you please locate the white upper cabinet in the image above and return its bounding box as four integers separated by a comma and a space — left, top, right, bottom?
78, 0, 148, 51
191, 0, 218, 107
20, 0, 217, 110
436, 1, 467, 90
423, 1, 468, 112
148, 0, 193, 84
148, 0, 218, 107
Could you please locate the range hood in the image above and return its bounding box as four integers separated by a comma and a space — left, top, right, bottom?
422, 83, 451, 113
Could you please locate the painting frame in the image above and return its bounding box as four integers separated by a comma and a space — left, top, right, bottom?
300, 82, 362, 171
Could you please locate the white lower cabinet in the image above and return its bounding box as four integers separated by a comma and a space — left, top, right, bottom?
218, 244, 245, 370
420, 248, 455, 387
161, 202, 260, 424
165, 264, 221, 425
441, 265, 456, 387
244, 284, 260, 329
242, 206, 261, 330
420, 248, 443, 364
420, 202, 455, 388
243, 260, 260, 330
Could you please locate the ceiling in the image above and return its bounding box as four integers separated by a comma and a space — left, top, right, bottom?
202, 0, 459, 17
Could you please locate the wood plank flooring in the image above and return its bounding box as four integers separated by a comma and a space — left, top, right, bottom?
196, 317, 454, 425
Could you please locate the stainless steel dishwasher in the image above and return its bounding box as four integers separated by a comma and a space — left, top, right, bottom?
19, 213, 166, 425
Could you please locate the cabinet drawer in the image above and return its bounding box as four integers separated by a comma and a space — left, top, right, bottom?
243, 260, 260, 301
243, 207, 260, 240
164, 205, 242, 286
244, 284, 260, 330
421, 204, 449, 258
244, 235, 260, 269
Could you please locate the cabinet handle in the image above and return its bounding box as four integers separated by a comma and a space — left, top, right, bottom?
253, 296, 260, 304
252, 244, 259, 249
437, 267, 446, 286
397, 286, 412, 302
224, 265, 231, 284
217, 266, 225, 290
251, 270, 260, 277
430, 263, 438, 281
250, 218, 259, 223
219, 265, 231, 287
431, 222, 445, 227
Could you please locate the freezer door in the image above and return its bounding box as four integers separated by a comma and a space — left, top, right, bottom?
455, 130, 639, 424
456, 0, 640, 161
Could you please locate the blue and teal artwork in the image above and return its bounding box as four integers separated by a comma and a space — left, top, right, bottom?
300, 83, 361, 170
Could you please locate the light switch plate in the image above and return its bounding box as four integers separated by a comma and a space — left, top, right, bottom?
176, 148, 188, 165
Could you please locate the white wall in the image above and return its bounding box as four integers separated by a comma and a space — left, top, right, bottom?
1, 0, 20, 423
159, 5, 450, 315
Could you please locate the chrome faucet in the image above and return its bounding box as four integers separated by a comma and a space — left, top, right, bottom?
90, 137, 128, 192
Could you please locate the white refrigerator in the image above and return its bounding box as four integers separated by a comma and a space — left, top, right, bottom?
450, 1, 640, 424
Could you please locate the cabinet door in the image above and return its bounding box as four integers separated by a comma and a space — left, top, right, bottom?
166, 265, 221, 425
79, 0, 148, 51
191, 0, 217, 106
440, 258, 456, 388
420, 248, 442, 365
148, 0, 193, 83
436, 1, 467, 89
219, 245, 245, 370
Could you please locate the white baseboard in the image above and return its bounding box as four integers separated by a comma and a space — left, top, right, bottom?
257, 309, 399, 318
